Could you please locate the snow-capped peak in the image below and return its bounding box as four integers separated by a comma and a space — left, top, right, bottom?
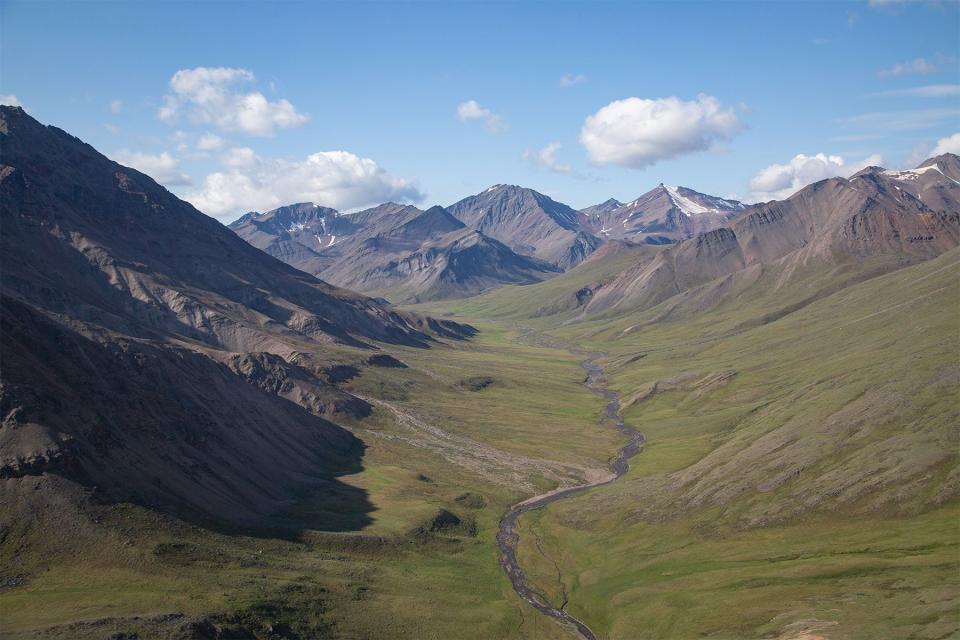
663, 185, 744, 216
664, 185, 713, 216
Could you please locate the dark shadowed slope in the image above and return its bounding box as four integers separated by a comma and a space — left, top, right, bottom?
0, 105, 470, 528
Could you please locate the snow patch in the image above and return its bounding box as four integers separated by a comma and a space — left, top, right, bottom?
664, 185, 712, 215
664, 185, 741, 215
883, 165, 942, 180
884, 164, 959, 186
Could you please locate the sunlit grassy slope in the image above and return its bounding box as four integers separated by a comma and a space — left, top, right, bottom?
481, 249, 960, 639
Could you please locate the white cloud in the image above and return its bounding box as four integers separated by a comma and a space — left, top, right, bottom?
747, 152, 883, 202
110, 99, 123, 114
158, 66, 308, 137
112, 150, 192, 187
873, 84, 960, 98
456, 100, 505, 134
560, 73, 587, 87
878, 57, 937, 77
580, 94, 743, 169
186, 148, 423, 220
932, 132, 960, 156
522, 142, 573, 175
196, 132, 227, 151
1, 94, 23, 108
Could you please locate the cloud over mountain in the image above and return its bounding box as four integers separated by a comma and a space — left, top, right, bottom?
932, 132, 960, 156
112, 149, 192, 186
522, 141, 574, 175
580, 94, 743, 169
186, 146, 423, 220
457, 100, 505, 134
747, 152, 882, 202
158, 66, 308, 136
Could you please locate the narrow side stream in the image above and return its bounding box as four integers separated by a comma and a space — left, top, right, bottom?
496, 353, 644, 640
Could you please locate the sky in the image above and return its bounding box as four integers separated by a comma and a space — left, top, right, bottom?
2, 0, 959, 222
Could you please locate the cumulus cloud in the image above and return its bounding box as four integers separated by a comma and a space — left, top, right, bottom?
522, 142, 573, 175
932, 132, 960, 156
186, 148, 423, 220
560, 73, 587, 87
747, 152, 883, 202
112, 150, 192, 187
196, 132, 227, 151
580, 94, 743, 169
110, 99, 123, 114
878, 57, 937, 77
456, 100, 504, 134
158, 66, 308, 136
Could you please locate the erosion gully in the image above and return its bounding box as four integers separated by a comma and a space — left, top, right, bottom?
496, 350, 644, 640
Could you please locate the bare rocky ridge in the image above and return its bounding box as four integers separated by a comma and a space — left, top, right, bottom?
0, 106, 472, 527
231, 202, 557, 302
446, 184, 603, 269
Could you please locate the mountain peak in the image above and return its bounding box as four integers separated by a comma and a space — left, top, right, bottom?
404, 205, 466, 234
918, 152, 959, 169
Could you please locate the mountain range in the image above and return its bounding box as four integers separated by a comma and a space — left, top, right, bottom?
229, 183, 751, 302
230, 200, 557, 303
229, 157, 957, 313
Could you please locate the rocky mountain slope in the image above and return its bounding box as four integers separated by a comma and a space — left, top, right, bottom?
231, 201, 556, 302
0, 106, 471, 527
446, 184, 603, 269
579, 184, 744, 245
582, 155, 960, 315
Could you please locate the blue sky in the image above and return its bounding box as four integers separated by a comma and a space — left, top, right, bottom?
2, 0, 958, 220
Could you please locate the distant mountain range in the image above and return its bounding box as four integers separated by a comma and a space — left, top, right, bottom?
230, 148, 959, 312
230, 200, 557, 302
230, 183, 752, 301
